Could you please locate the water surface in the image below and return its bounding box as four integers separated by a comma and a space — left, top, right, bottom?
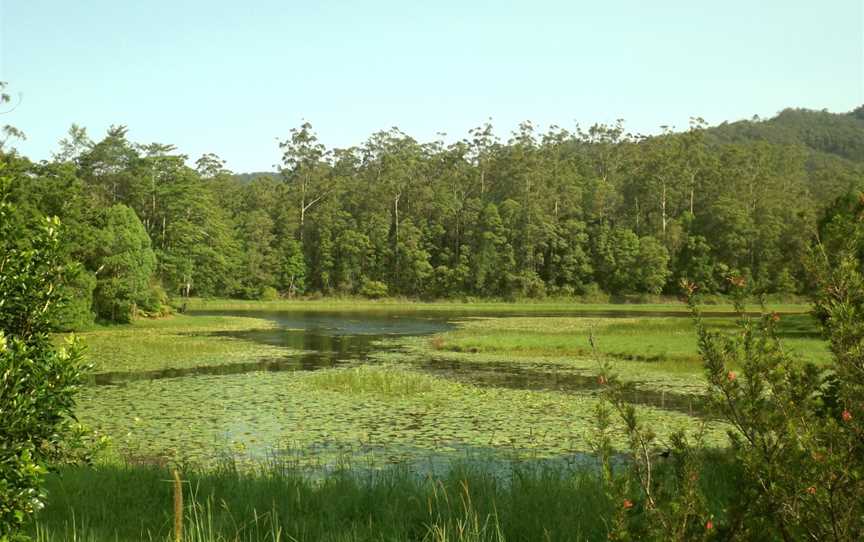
81, 308, 719, 466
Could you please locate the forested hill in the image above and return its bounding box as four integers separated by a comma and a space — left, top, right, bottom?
3, 107, 863, 326
231, 171, 280, 184
707, 107, 864, 162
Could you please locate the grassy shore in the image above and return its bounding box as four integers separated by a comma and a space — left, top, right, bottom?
33, 455, 740, 542
415, 312, 830, 369
71, 314, 301, 373
184, 296, 811, 315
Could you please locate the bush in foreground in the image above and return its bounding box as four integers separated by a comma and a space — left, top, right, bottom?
594, 271, 863, 540
1, 175, 90, 540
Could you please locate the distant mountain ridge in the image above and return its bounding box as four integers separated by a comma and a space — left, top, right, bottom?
233, 107, 864, 181
706, 106, 864, 162
231, 171, 280, 184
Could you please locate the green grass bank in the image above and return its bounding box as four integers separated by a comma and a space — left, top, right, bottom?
33, 455, 740, 542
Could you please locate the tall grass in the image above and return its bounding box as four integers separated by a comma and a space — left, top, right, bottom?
32, 455, 739, 541
183, 297, 811, 314
433, 313, 830, 369
304, 366, 440, 396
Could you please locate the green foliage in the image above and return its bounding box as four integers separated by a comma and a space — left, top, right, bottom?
587, 191, 864, 540
593, 261, 863, 540
635, 237, 670, 294
90, 205, 158, 323
0, 175, 90, 540
6, 108, 864, 328
688, 280, 861, 539
675, 234, 723, 293
278, 238, 306, 296
359, 278, 388, 299
593, 225, 640, 294
51, 264, 96, 330
258, 286, 279, 301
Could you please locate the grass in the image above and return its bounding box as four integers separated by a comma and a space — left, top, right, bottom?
32, 455, 741, 541
304, 365, 442, 396
415, 312, 830, 370
33, 301, 776, 539
184, 296, 812, 315
71, 315, 300, 373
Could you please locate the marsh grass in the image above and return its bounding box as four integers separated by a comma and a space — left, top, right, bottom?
432, 313, 830, 370
305, 365, 441, 396
74, 315, 298, 372
184, 297, 810, 315
32, 455, 740, 541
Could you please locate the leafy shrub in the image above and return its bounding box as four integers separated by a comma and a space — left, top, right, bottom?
359, 279, 388, 299
577, 282, 609, 303
138, 281, 171, 317
594, 272, 864, 540
51, 264, 96, 331
259, 286, 280, 301
509, 270, 546, 299
0, 178, 91, 539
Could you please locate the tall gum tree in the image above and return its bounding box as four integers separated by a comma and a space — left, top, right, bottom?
279, 122, 331, 242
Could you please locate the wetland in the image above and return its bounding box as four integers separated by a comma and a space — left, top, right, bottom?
35, 300, 833, 541
76, 302, 824, 467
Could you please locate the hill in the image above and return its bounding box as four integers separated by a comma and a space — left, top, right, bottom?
707, 106, 864, 162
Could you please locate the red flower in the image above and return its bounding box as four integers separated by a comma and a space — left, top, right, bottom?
680, 279, 698, 296
806, 486, 817, 495
623, 499, 633, 510
727, 275, 746, 288
770, 312, 781, 323
727, 371, 737, 382
706, 520, 714, 530
842, 410, 853, 422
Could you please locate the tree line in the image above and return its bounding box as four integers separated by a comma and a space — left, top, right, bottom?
3, 106, 863, 325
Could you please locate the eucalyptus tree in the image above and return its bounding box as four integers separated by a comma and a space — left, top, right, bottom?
53, 124, 93, 164
630, 127, 690, 241
279, 122, 332, 242
77, 125, 140, 205
578, 122, 638, 230
680, 117, 711, 217
359, 128, 429, 282
467, 121, 498, 197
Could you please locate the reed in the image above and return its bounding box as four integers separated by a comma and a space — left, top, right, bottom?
31, 455, 740, 541
173, 469, 183, 542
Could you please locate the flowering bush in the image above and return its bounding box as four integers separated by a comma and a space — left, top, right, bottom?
594, 262, 863, 540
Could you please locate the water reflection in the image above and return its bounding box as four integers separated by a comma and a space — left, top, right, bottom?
87, 309, 712, 416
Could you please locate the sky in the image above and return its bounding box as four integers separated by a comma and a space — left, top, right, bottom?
0, 0, 861, 172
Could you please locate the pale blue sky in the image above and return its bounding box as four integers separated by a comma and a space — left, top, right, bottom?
1, 0, 861, 171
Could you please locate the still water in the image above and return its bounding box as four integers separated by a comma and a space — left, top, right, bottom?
79, 310, 715, 468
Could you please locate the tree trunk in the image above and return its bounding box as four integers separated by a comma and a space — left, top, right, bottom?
661, 181, 667, 236
689, 172, 696, 216
393, 193, 401, 247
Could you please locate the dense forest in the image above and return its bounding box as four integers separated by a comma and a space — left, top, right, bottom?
3, 106, 864, 325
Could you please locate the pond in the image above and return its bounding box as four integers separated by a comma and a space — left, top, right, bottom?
78, 309, 724, 469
